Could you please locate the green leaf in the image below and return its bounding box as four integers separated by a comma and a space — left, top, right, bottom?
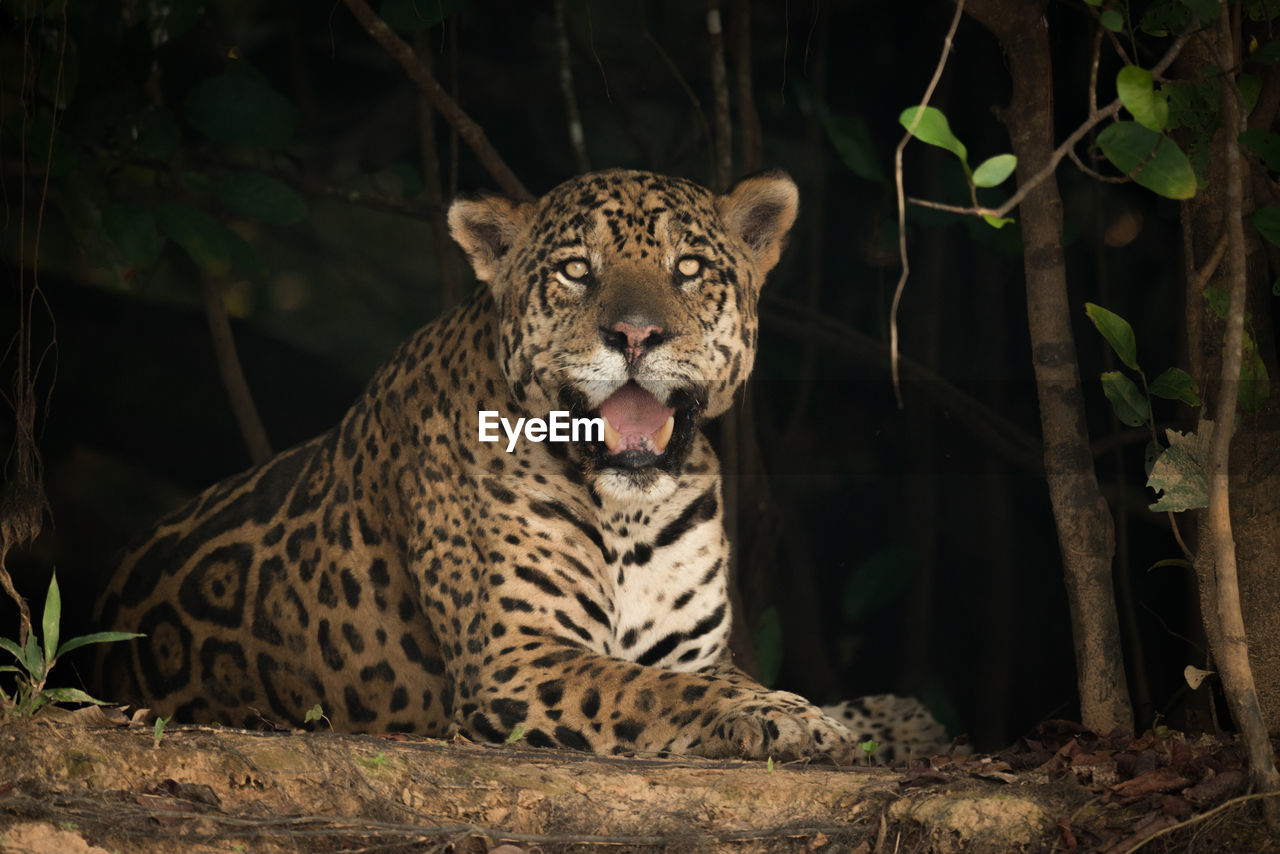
824, 114, 887, 184
1239, 330, 1271, 414
156, 202, 233, 275
1202, 285, 1253, 323
1100, 9, 1125, 31
1085, 302, 1140, 370
1238, 129, 1280, 171
1250, 39, 1280, 64
982, 214, 1015, 229
41, 687, 110, 706
1097, 121, 1198, 199
183, 73, 297, 149
1148, 426, 1211, 511
842, 546, 915, 627
54, 631, 144, 660
1117, 66, 1169, 132
1253, 205, 1280, 248
218, 172, 309, 226
103, 202, 161, 267
1083, 0, 1101, 5
23, 633, 43, 682
898, 106, 968, 163
1203, 285, 1229, 319
1239, 74, 1262, 116
971, 154, 1017, 187
41, 573, 60, 670
304, 704, 325, 724
1149, 367, 1201, 406
753, 606, 783, 688
0, 637, 25, 668
1101, 371, 1151, 427
506, 724, 527, 744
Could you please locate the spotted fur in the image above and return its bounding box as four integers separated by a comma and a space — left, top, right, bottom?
96, 170, 863, 762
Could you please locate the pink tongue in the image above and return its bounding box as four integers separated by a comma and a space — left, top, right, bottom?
600, 383, 674, 434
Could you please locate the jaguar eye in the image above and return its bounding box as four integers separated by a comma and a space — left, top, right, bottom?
560, 259, 590, 281
676, 256, 702, 278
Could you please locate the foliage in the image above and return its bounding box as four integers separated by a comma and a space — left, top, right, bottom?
1148, 427, 1213, 512
153, 715, 171, 747
305, 703, 331, 729
898, 105, 1018, 227
0, 573, 143, 717
1085, 302, 1207, 510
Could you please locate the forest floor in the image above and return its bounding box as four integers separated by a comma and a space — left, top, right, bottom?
0, 715, 1275, 853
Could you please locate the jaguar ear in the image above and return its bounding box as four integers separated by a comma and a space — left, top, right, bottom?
447, 193, 533, 286
716, 170, 799, 277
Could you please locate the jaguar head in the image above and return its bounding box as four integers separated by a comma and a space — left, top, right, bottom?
449, 169, 797, 502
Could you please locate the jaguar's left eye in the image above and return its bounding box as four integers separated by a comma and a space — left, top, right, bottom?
560, 259, 590, 281
676, 256, 702, 278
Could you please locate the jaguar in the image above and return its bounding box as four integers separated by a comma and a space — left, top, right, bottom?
96, 169, 949, 764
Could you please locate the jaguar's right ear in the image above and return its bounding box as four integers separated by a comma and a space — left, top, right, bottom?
447, 193, 534, 287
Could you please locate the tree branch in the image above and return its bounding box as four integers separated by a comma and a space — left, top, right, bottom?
1202, 1, 1280, 816
554, 0, 590, 173
201, 277, 272, 465
731, 0, 762, 174
904, 22, 1196, 224
414, 32, 463, 310
892, 0, 966, 408
707, 0, 732, 192
339, 0, 531, 201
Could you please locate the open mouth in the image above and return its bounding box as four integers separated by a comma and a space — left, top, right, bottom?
581, 381, 698, 470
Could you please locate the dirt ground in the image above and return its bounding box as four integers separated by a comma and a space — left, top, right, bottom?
0, 716, 1275, 853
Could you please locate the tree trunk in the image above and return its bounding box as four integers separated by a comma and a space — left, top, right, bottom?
1179, 20, 1280, 747
964, 0, 1133, 734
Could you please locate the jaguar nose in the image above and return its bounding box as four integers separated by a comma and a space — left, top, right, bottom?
600, 320, 669, 364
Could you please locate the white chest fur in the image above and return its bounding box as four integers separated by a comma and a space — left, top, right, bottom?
594, 478, 730, 672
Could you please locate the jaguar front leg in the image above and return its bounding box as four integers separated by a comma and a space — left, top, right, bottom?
451, 644, 856, 764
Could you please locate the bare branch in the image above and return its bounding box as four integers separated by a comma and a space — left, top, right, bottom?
639, 1, 715, 181
340, 0, 531, 201
892, 0, 966, 408
1068, 147, 1129, 183
1201, 2, 1280, 815
905, 22, 1197, 227
732, 0, 763, 174
201, 277, 272, 465
554, 0, 591, 172
414, 32, 463, 309
707, 0, 732, 192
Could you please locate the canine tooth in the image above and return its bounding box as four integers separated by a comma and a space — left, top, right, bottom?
602, 418, 622, 452
654, 415, 675, 452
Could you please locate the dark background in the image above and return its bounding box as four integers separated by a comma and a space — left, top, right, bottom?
2, 0, 1214, 750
